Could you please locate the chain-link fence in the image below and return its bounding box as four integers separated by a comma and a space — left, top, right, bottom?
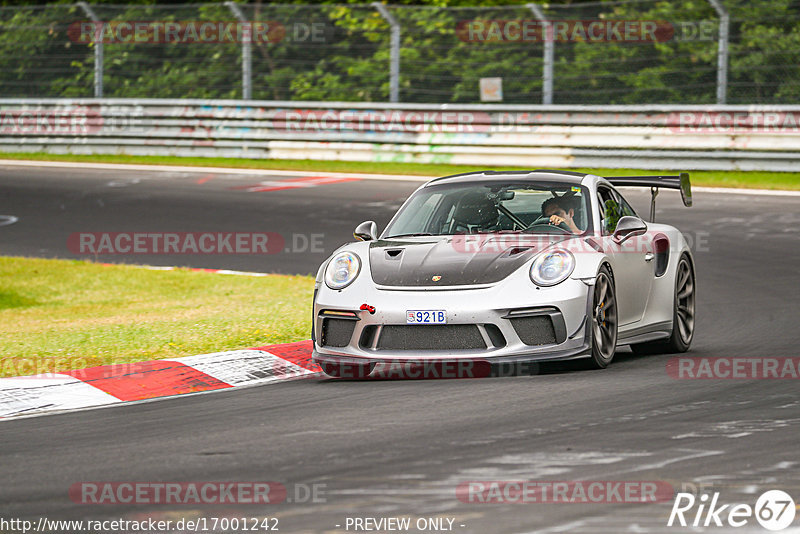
0, 1, 798, 104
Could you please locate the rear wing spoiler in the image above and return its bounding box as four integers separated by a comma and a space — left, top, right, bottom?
605, 172, 692, 222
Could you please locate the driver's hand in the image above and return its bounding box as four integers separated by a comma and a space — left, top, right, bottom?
550, 213, 579, 233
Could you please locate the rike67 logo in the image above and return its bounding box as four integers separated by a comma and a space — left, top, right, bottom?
668, 490, 796, 530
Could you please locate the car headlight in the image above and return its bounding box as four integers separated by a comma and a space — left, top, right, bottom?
530, 250, 575, 287
325, 251, 361, 289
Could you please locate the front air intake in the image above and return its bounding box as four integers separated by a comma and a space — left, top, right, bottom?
376, 325, 486, 350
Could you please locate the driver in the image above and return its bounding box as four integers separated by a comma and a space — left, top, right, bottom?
541, 197, 582, 234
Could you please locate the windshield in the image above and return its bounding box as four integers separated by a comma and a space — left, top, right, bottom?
383, 181, 592, 238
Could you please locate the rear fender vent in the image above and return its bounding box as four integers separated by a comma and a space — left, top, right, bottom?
653, 234, 670, 277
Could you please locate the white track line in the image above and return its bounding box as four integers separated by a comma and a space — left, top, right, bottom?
1, 159, 798, 196
136, 265, 269, 277
0, 215, 19, 226
0, 159, 427, 182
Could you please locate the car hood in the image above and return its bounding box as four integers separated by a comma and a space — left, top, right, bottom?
369, 234, 574, 287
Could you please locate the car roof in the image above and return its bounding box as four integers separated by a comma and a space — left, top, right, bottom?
426, 169, 591, 187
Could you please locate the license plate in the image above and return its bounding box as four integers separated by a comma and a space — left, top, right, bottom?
406, 310, 447, 324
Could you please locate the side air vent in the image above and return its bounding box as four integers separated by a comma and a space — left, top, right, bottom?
509, 316, 557, 346
321, 318, 356, 347
484, 324, 507, 348
653, 235, 670, 277
507, 246, 534, 256
359, 325, 379, 349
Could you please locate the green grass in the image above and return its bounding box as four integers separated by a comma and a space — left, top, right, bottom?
1, 152, 799, 190
0, 256, 313, 378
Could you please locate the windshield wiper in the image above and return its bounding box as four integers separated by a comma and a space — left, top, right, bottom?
523, 226, 574, 235
385, 232, 435, 238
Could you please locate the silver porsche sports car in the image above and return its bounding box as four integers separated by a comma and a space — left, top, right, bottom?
312, 170, 695, 377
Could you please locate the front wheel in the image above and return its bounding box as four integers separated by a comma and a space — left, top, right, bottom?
586, 265, 618, 369
631, 255, 695, 355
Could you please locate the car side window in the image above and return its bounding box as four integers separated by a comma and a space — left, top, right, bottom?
614, 190, 638, 218
596, 192, 606, 234
597, 187, 620, 234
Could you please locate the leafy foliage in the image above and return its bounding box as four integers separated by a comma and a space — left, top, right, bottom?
0, 0, 797, 103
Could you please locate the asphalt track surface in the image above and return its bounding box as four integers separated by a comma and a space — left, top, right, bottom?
1, 164, 799, 533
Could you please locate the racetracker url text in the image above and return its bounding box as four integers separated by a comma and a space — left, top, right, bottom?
0, 516, 279, 533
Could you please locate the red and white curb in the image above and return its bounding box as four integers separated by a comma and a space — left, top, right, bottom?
0, 341, 319, 421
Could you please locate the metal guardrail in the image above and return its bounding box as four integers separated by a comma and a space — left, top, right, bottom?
1, 99, 799, 171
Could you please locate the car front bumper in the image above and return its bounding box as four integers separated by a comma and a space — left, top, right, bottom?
312, 277, 594, 367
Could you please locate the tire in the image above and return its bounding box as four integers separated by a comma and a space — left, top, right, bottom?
631, 255, 696, 355
585, 265, 618, 369
320, 361, 376, 379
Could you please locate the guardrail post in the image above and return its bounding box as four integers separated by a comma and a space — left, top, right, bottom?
226, 1, 252, 100
706, 0, 729, 104
77, 2, 103, 98
372, 2, 400, 103
527, 3, 553, 105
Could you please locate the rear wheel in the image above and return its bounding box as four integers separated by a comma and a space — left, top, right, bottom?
631, 255, 695, 355
586, 265, 618, 369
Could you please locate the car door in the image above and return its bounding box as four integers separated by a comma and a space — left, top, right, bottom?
597, 185, 654, 326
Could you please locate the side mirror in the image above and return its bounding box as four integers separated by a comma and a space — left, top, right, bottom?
354, 220, 378, 241
612, 216, 647, 244
679, 172, 693, 207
